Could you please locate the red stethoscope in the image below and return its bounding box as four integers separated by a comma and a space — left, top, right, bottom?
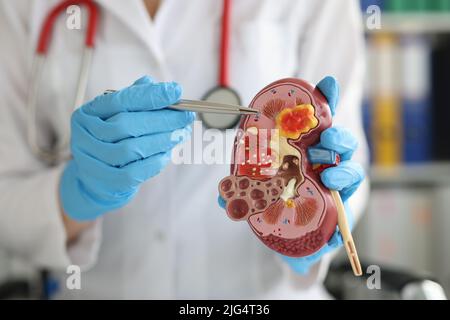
28, 0, 239, 164
200, 0, 242, 130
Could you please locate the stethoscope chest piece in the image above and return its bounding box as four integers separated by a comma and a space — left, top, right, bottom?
199, 86, 241, 129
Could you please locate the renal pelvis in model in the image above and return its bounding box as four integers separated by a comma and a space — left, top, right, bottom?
219, 78, 338, 257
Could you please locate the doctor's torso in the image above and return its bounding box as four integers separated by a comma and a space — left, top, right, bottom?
35, 0, 310, 299
2, 0, 366, 299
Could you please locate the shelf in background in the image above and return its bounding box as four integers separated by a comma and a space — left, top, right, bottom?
364, 13, 450, 34
370, 162, 450, 187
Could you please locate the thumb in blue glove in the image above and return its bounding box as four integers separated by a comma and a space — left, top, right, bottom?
60, 76, 195, 221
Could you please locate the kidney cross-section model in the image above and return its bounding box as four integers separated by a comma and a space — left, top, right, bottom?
219, 78, 338, 258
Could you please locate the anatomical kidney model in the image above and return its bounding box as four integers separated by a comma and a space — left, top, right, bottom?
219, 78, 362, 276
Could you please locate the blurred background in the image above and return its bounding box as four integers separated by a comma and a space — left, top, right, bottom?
326, 0, 450, 300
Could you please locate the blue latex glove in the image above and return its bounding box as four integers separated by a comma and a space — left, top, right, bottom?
218, 76, 365, 275
60, 76, 195, 221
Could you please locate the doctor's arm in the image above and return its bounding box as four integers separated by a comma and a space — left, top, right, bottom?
60, 208, 93, 244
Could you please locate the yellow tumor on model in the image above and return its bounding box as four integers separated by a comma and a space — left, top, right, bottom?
275, 104, 318, 139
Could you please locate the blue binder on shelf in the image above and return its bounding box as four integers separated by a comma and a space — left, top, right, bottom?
362, 98, 374, 164
360, 0, 385, 11
400, 35, 432, 163
362, 34, 374, 164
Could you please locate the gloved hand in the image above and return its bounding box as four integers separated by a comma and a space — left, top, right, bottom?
218, 76, 365, 275
60, 76, 194, 221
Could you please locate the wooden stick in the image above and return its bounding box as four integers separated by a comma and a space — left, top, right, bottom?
330, 190, 362, 276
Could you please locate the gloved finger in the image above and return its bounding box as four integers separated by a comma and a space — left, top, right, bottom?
59, 160, 137, 221
327, 202, 355, 246
133, 75, 155, 85
327, 226, 344, 249
73, 121, 192, 167
321, 160, 365, 202
75, 108, 195, 143
218, 195, 226, 209
107, 127, 191, 167
73, 147, 172, 196
82, 81, 182, 119
316, 76, 339, 116
118, 151, 172, 185
280, 255, 315, 275
320, 126, 358, 161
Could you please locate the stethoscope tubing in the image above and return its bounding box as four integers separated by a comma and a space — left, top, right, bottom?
28, 0, 99, 164
219, 0, 231, 87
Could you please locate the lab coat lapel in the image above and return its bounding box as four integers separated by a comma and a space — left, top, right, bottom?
95, 0, 165, 65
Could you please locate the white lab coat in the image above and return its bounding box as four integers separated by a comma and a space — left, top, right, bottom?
0, 0, 369, 299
